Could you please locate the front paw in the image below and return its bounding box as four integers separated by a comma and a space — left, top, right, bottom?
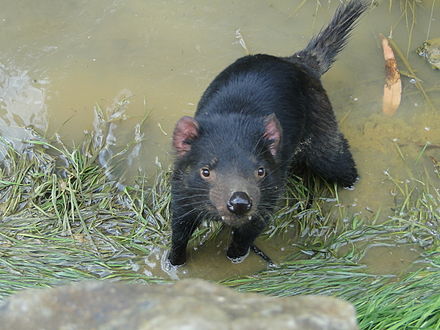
227, 245, 250, 263
168, 249, 187, 266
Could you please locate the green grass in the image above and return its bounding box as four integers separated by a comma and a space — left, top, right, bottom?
222, 254, 440, 329
0, 111, 439, 329
0, 112, 173, 298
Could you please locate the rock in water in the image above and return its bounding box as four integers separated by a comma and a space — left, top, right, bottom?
0, 279, 358, 330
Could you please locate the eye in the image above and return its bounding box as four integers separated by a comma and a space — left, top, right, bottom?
257, 167, 266, 177
200, 167, 211, 178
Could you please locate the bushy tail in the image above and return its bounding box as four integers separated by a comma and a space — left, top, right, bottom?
291, 0, 368, 76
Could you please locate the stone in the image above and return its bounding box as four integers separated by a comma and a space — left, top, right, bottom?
0, 279, 358, 330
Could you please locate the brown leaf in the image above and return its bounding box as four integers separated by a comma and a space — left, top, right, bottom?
381, 35, 402, 116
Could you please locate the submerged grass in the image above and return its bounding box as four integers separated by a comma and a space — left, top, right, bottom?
222, 254, 440, 329
0, 108, 439, 329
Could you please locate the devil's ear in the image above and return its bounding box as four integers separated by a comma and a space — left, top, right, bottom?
172, 116, 199, 157
263, 114, 282, 157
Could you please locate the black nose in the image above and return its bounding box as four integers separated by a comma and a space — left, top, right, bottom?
227, 192, 252, 215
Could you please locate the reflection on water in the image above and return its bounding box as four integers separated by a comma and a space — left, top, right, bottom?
0, 0, 439, 278
0, 63, 48, 150
360, 243, 422, 276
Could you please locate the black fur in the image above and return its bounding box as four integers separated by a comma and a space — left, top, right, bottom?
168, 0, 367, 266
293, 0, 368, 75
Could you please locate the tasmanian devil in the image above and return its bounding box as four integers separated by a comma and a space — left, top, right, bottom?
169, 0, 367, 266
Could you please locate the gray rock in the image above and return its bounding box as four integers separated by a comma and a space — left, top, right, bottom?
0, 279, 358, 330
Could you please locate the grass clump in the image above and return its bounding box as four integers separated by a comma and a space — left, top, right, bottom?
0, 109, 172, 298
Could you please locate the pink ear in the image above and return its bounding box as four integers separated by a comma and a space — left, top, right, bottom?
173, 116, 199, 157
263, 114, 282, 156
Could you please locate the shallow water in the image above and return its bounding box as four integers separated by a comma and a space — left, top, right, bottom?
1, 0, 439, 279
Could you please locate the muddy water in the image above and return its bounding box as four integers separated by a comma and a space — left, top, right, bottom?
1, 0, 439, 280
